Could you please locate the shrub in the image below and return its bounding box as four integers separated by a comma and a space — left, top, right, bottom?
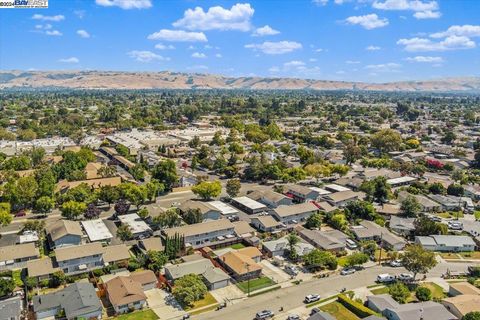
337, 294, 379, 318
416, 287, 432, 301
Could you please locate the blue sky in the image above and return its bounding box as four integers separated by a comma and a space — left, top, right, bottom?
1, 0, 479, 82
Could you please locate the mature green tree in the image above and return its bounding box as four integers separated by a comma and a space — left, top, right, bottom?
34, 196, 55, 215
145, 250, 169, 273
415, 287, 432, 301
60, 201, 87, 220
192, 181, 222, 200
116, 224, 133, 242
389, 282, 410, 303
401, 244, 437, 280
345, 200, 377, 221
173, 274, 208, 307
371, 129, 402, 153
303, 249, 338, 271
152, 159, 178, 190
0, 277, 15, 297
345, 252, 369, 267
464, 312, 480, 320
226, 179, 241, 198
152, 208, 182, 229
183, 208, 203, 225
305, 212, 323, 229
400, 195, 421, 217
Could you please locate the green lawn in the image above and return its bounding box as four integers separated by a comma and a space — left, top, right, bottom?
230, 243, 246, 249
236, 276, 276, 293
370, 286, 389, 295
12, 269, 23, 287
115, 309, 158, 320
320, 301, 360, 320
185, 292, 218, 311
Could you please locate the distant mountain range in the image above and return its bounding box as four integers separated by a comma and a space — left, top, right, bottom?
1, 70, 480, 92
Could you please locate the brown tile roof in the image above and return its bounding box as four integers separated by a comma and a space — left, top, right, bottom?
106, 276, 146, 307
219, 251, 262, 276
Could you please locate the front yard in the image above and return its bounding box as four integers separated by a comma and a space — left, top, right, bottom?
320, 301, 360, 320
236, 276, 276, 293
115, 309, 159, 320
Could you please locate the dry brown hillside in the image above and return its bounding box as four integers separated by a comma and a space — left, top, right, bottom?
1, 70, 479, 92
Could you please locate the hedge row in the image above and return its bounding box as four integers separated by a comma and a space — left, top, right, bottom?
337, 294, 379, 318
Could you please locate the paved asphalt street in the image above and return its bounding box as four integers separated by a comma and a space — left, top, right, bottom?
194, 262, 472, 320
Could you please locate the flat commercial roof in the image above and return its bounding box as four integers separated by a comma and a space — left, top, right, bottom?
232, 196, 267, 210
118, 214, 152, 235
324, 184, 350, 192
208, 201, 239, 215
81, 219, 113, 242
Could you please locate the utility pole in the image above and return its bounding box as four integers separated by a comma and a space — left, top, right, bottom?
378, 232, 383, 265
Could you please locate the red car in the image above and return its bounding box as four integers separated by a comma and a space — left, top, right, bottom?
14, 210, 26, 217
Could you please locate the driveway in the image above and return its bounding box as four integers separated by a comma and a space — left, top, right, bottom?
209, 285, 246, 305
145, 288, 186, 320
260, 260, 291, 284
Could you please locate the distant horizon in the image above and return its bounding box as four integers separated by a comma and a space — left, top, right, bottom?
1, 1, 480, 83
2, 69, 480, 85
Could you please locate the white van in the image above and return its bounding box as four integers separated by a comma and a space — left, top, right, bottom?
377, 274, 396, 283
346, 239, 358, 249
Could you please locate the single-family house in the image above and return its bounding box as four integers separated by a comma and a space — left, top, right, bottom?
415, 235, 476, 252
250, 216, 283, 233
33, 282, 102, 320
0, 243, 39, 270
247, 189, 293, 208
162, 219, 235, 248
272, 202, 318, 224
45, 220, 83, 249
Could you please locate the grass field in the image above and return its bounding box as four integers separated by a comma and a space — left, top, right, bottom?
320, 301, 360, 320
229, 243, 246, 249
237, 276, 276, 293
185, 292, 218, 311
115, 310, 159, 320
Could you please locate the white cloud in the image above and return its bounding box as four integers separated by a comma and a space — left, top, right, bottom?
365, 62, 401, 72
127, 50, 168, 62
252, 25, 280, 37
77, 30, 90, 38
95, 0, 152, 9
397, 36, 476, 51
405, 56, 444, 63
313, 0, 328, 6
147, 29, 207, 42
59, 57, 79, 63
414, 10, 441, 19
245, 41, 302, 54
372, 0, 440, 19
346, 60, 360, 64
32, 14, 65, 22
154, 43, 175, 50
430, 25, 480, 39
192, 52, 207, 59
173, 3, 254, 32
45, 30, 62, 36
284, 60, 305, 68
215, 53, 223, 58
345, 14, 389, 30
366, 45, 381, 51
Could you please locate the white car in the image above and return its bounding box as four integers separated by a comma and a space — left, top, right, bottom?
390, 259, 403, 267
304, 294, 321, 303
377, 274, 396, 283
341, 267, 356, 275
398, 273, 414, 281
